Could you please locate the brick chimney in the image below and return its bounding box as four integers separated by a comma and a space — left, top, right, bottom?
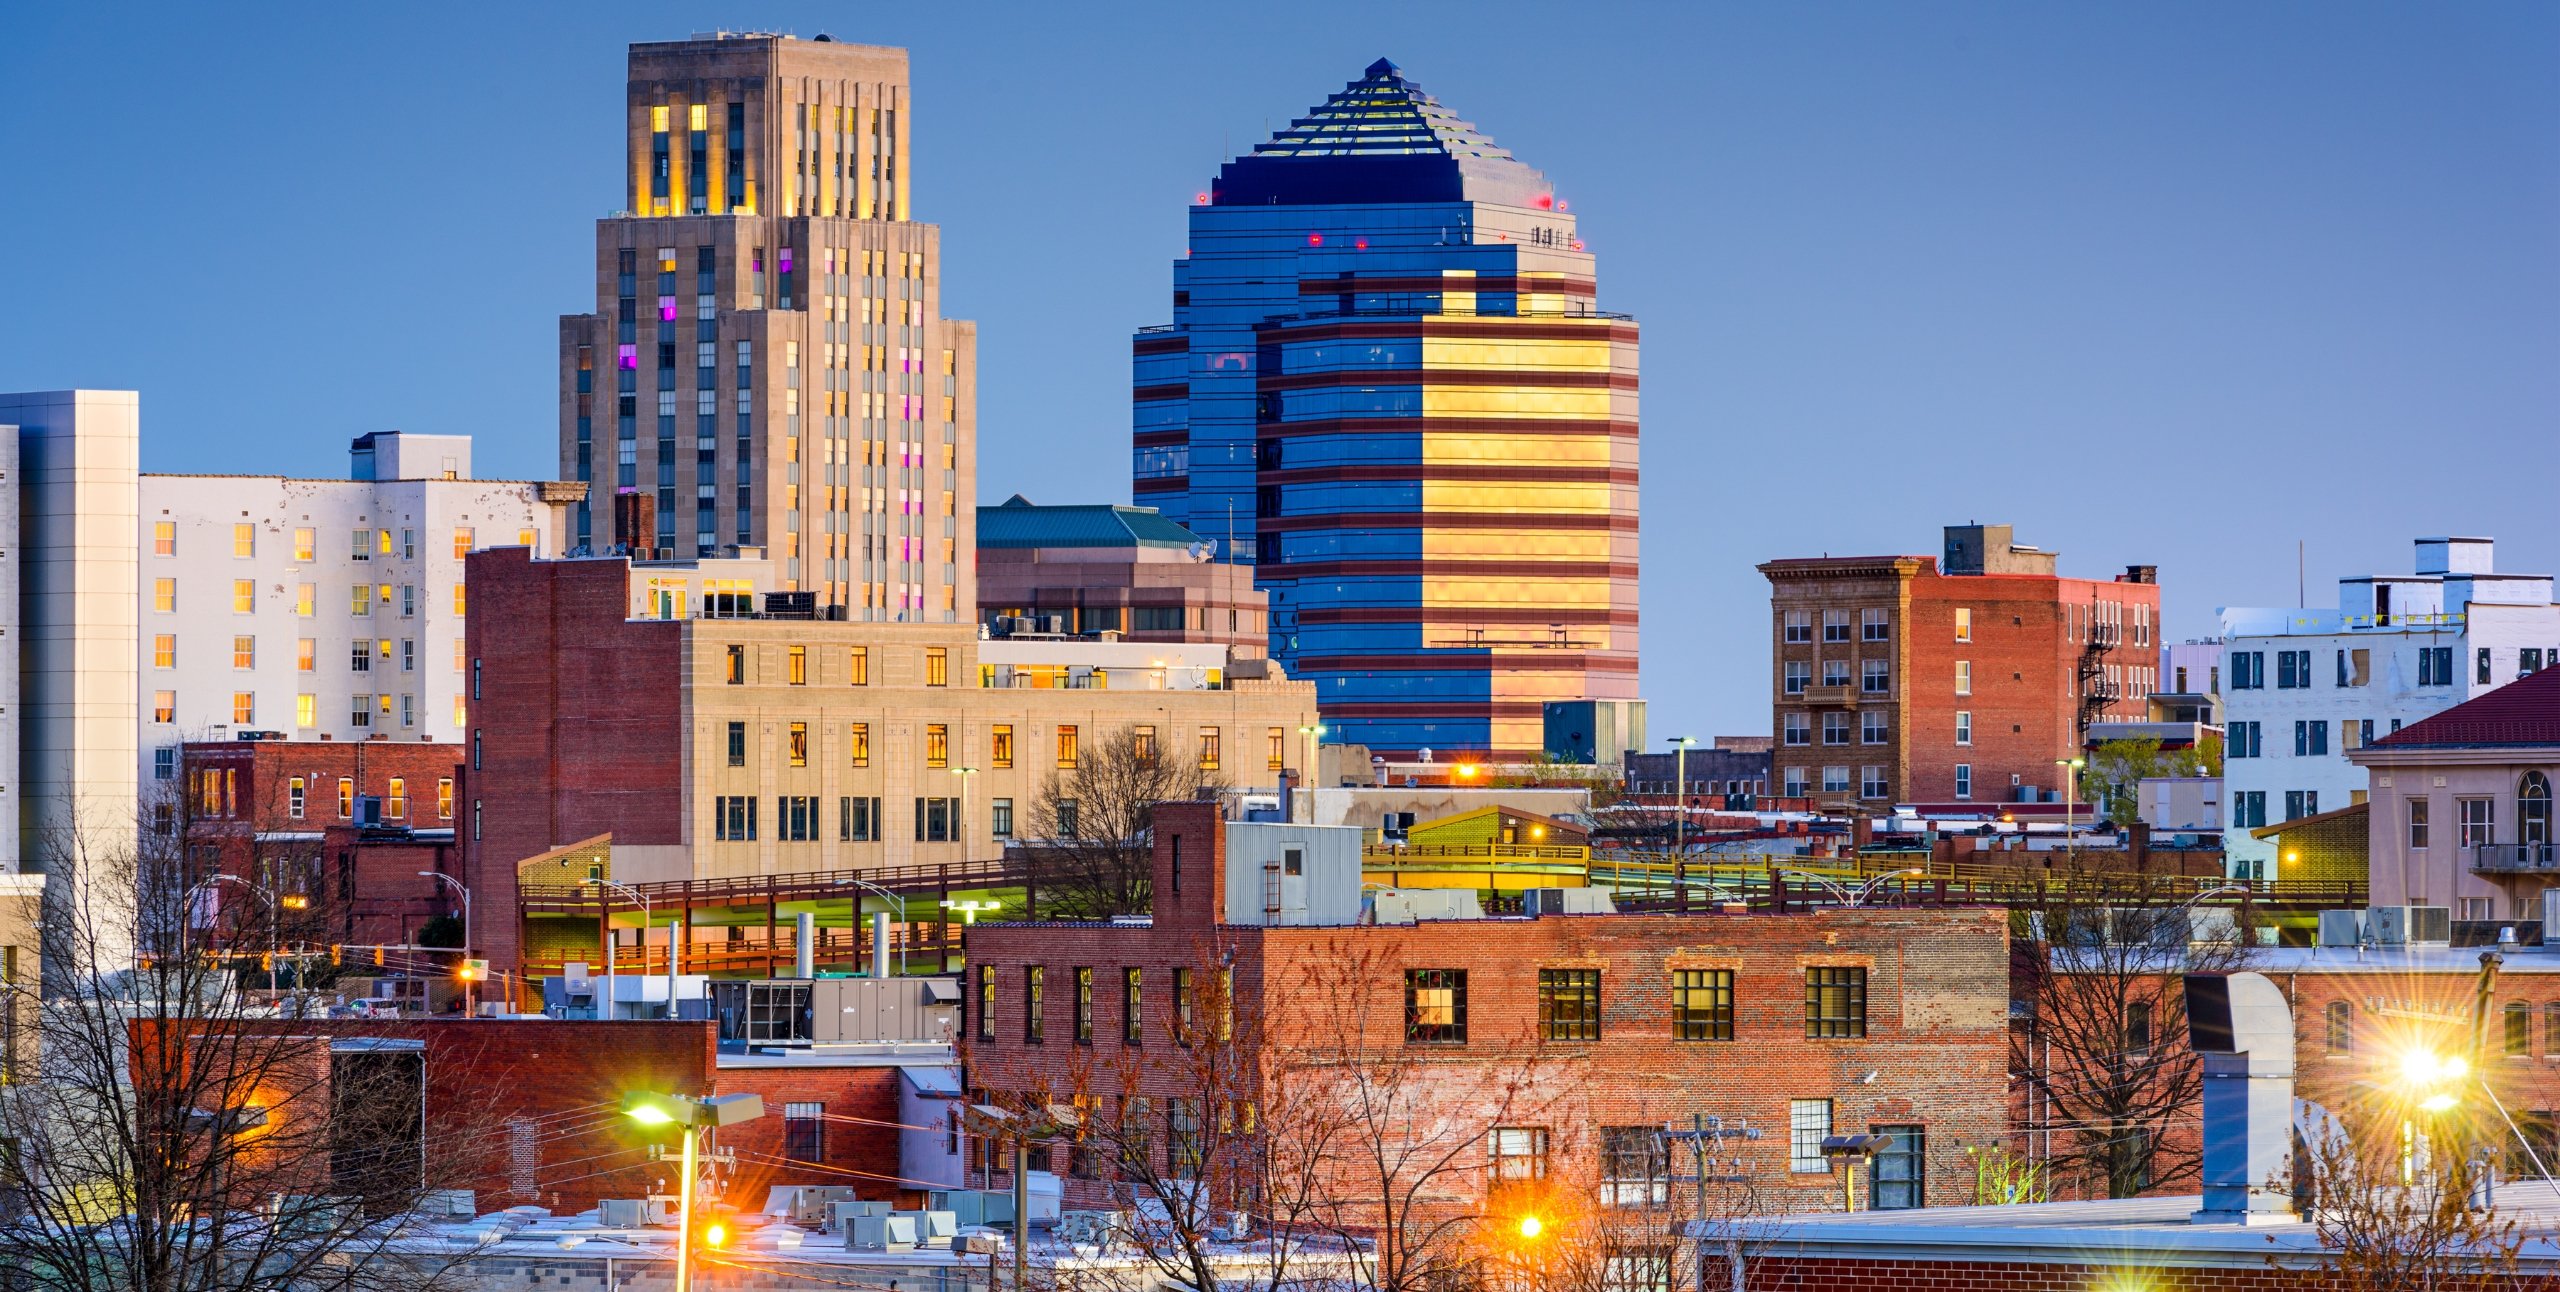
1152, 799, 1227, 930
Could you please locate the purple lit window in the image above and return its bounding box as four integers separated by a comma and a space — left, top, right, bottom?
779, 249, 794, 273
618, 345, 638, 370
659, 296, 677, 322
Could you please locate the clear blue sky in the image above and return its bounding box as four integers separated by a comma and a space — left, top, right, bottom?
5, 3, 2554, 740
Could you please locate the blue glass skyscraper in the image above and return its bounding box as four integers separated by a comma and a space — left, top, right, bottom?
1132, 61, 1641, 758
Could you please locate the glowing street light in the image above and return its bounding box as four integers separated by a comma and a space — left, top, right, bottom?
624, 1092, 764, 1292
1516, 1213, 1543, 1241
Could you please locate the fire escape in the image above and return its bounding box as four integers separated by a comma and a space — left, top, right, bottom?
2076, 598, 2121, 740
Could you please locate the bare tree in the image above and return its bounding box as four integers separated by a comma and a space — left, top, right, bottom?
1025, 726, 1229, 920
2010, 851, 2258, 1199
0, 786, 484, 1292
2288, 1124, 2529, 1292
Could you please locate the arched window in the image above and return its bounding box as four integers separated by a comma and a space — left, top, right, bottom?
2508, 1001, 2534, 1055
2326, 1001, 2354, 1055
2521, 772, 2552, 856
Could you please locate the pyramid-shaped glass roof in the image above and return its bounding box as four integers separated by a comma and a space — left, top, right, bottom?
1212, 60, 1555, 209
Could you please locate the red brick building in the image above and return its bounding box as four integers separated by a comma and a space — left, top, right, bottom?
177, 739, 464, 952
962, 800, 2011, 1220
1760, 523, 2161, 810
148, 1016, 933, 1214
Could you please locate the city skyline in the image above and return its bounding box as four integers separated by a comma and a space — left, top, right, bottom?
5, 3, 2555, 739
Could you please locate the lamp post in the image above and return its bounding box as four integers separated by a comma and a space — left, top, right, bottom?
1668, 736, 1697, 863
2055, 756, 2088, 862
418, 871, 473, 1016
951, 766, 978, 859
1775, 867, 1926, 909
187, 873, 282, 991
626, 1092, 764, 1292
1296, 724, 1325, 822
587, 878, 652, 1021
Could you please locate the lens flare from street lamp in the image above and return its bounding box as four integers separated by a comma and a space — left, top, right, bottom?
1517, 1214, 1542, 1240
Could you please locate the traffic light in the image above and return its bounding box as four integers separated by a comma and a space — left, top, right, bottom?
260, 952, 274, 972
329, 945, 344, 967
373, 946, 386, 967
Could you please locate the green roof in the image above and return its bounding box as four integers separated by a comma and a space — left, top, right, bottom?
977, 495, 1209, 551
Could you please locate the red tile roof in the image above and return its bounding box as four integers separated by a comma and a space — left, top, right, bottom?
2372, 666, 2560, 749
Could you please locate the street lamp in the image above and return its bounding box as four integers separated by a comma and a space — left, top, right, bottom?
626, 1092, 764, 1292
418, 872, 473, 1016
586, 878, 653, 1021
1775, 867, 1927, 909
1668, 736, 1697, 862
2056, 757, 2088, 861
951, 766, 978, 858
187, 873, 282, 991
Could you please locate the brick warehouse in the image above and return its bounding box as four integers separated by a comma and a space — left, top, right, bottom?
142, 1018, 925, 1214
1761, 522, 2161, 810
177, 738, 466, 953
962, 799, 2011, 1221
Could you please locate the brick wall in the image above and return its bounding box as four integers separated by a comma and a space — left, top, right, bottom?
712, 1063, 912, 1205
464, 550, 685, 973
966, 803, 2011, 1214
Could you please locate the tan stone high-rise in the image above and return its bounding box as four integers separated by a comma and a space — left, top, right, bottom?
559, 34, 977, 621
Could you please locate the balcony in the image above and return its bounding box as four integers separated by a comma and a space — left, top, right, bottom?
1795, 684, 1857, 707
2471, 844, 2559, 875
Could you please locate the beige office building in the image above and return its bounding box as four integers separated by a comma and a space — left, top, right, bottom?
560, 33, 975, 623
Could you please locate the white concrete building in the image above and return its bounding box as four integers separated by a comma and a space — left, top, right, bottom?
0, 390, 142, 978
138, 432, 581, 789
2220, 536, 2559, 879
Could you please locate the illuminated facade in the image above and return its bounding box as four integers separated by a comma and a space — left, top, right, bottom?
1132, 60, 1640, 758
558, 34, 977, 621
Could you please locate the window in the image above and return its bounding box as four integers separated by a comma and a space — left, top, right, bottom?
914, 797, 956, 842
849, 722, 869, 767
1862, 767, 1889, 799
784, 1103, 824, 1162
1782, 713, 1810, 746
990, 798, 1014, 838
1538, 969, 1601, 1042
1954, 764, 1973, 800
231, 523, 254, 558
337, 778, 355, 818
1954, 711, 1973, 746
286, 776, 306, 818
1198, 727, 1221, 770
1822, 658, 1850, 687
1871, 1125, 1924, 1210
2231, 650, 2264, 690
151, 747, 176, 781
1122, 968, 1144, 1044
1488, 1127, 1550, 1182
294, 639, 315, 673
152, 522, 174, 556
840, 796, 882, 842
2408, 798, 2431, 850
991, 724, 1014, 769
1025, 967, 1046, 1043
2326, 1001, 2354, 1055
1863, 711, 1889, 745
2460, 798, 2496, 849
2233, 791, 2267, 829
295, 584, 313, 617
725, 644, 746, 684
2480, 647, 2494, 685
725, 721, 747, 767
1406, 969, 1467, 1044
350, 584, 371, 615
1673, 969, 1734, 1041
1074, 967, 1095, 1044
1861, 659, 1889, 694
452, 585, 466, 617
2523, 773, 2552, 852
1601, 1126, 1669, 1207
788, 721, 809, 766
1783, 766, 1807, 797
149, 634, 175, 669
1167, 1099, 1203, 1178
1057, 725, 1079, 768
1954, 661, 1971, 695
2294, 720, 2329, 757
1783, 610, 1811, 644
452, 527, 475, 560
1821, 713, 1849, 746
2548, 1004, 2560, 1057
978, 966, 998, 1041
1822, 766, 1850, 794
228, 580, 257, 613
778, 796, 820, 841
2285, 790, 2319, 821
714, 795, 758, 841
1862, 608, 1889, 641
2509, 1002, 2532, 1056
1783, 660, 1809, 695
295, 694, 315, 727
2419, 646, 2453, 687
1268, 726, 1286, 771
1953, 608, 1971, 642
1789, 1100, 1833, 1172
1056, 799, 1080, 838
925, 647, 948, 687
2228, 721, 2261, 758
437, 778, 454, 819
2277, 649, 2312, 689
1806, 967, 1867, 1038
2125, 1001, 2153, 1056
787, 645, 806, 685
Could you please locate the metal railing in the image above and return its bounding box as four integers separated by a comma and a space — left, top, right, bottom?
2472, 843, 2560, 874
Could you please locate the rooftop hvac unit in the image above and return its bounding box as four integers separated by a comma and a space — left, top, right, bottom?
828, 1200, 891, 1233
2317, 910, 2368, 948
1523, 888, 1617, 916
780, 1188, 860, 1225
2369, 905, 2451, 947
899, 1209, 957, 1248
847, 1214, 917, 1253
598, 1199, 649, 1228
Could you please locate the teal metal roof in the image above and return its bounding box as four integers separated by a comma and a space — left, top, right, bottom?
977, 495, 1208, 551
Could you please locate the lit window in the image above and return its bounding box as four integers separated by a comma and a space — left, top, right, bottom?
233, 523, 255, 558
231, 693, 254, 724
1954, 608, 1972, 642
1489, 1127, 1549, 1182
1789, 1100, 1833, 1172
231, 580, 254, 613
337, 778, 354, 819
153, 579, 175, 613
437, 778, 454, 819
288, 776, 307, 819
453, 528, 475, 559
848, 646, 869, 685
386, 778, 408, 820
232, 636, 255, 670
152, 691, 174, 724
152, 522, 175, 557
992, 724, 1014, 769
452, 585, 466, 617
925, 647, 947, 687
295, 584, 314, 617
351, 585, 371, 615
788, 722, 809, 767
152, 635, 175, 669
788, 645, 807, 685
1057, 725, 1078, 769
295, 694, 316, 728
925, 724, 947, 768
292, 528, 314, 561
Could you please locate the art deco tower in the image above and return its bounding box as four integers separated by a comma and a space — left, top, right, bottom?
1132, 61, 1640, 757
560, 34, 976, 621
